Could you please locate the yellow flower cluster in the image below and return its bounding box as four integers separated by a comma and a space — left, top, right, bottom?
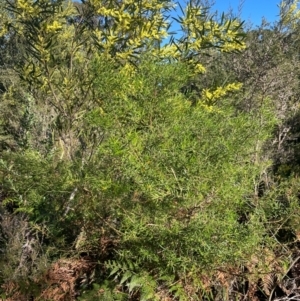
3, 0, 247, 115
120, 63, 137, 77
193, 63, 206, 74
0, 11, 9, 37
202, 83, 242, 104
200, 103, 215, 112
16, 0, 35, 14
46, 20, 63, 33
152, 44, 181, 60
181, 4, 246, 53
94, 0, 169, 54
280, 0, 300, 29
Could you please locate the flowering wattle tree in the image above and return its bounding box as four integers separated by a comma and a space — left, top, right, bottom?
0, 1, 283, 300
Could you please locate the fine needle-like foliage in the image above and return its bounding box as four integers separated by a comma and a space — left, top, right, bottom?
1, 0, 300, 300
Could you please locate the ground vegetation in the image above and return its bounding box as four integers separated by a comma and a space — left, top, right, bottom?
1, 0, 300, 300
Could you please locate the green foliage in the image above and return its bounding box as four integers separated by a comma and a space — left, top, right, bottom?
2, 0, 300, 300
74, 55, 277, 298
106, 260, 157, 300
79, 282, 129, 301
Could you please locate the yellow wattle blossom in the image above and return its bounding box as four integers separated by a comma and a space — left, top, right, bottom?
4, 0, 247, 115
200, 103, 215, 112
46, 21, 63, 33
194, 63, 206, 74
93, 0, 169, 57
226, 83, 243, 91
97, 7, 117, 17
0, 13, 9, 37
202, 83, 242, 104
280, 0, 300, 29
116, 50, 134, 61
221, 42, 246, 52
152, 44, 181, 60
16, 0, 35, 14
180, 4, 246, 53
0, 27, 7, 37
120, 63, 136, 77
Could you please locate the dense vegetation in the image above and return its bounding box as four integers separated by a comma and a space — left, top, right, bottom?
1, 0, 300, 300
